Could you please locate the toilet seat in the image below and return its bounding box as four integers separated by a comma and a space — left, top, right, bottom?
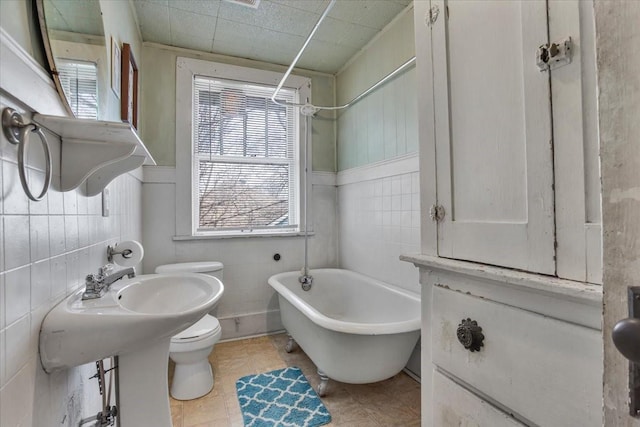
172, 315, 221, 343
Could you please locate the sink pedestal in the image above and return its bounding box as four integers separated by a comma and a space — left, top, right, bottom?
118, 338, 172, 427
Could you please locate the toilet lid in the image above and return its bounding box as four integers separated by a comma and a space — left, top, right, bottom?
172, 315, 221, 341
156, 262, 223, 274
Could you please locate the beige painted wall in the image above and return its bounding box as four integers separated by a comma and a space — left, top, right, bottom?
596, 1, 640, 425
140, 44, 336, 171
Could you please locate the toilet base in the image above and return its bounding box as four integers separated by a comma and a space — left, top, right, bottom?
171, 360, 214, 400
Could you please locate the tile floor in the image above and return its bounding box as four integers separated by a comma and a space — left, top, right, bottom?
168, 333, 421, 427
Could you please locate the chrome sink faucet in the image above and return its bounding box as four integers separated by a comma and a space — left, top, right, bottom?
82, 265, 136, 300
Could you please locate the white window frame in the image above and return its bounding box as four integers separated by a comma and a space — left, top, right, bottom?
175, 57, 311, 238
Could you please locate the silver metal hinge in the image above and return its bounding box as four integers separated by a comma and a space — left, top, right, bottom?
425, 5, 440, 27
430, 204, 445, 222
536, 37, 572, 72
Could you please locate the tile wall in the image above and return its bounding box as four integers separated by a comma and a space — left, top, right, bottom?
0, 97, 143, 426
338, 170, 421, 294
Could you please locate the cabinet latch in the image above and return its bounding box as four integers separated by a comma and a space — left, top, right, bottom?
536, 37, 572, 72
425, 5, 440, 27
430, 204, 445, 222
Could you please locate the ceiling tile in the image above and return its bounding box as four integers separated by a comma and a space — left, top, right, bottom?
133, 1, 171, 44
171, 30, 214, 52
218, 1, 318, 37
133, 0, 411, 73
313, 17, 379, 48
47, 0, 104, 35
329, 0, 406, 29
211, 38, 255, 62
169, 8, 217, 39
43, 5, 67, 31
213, 17, 263, 45
268, 0, 325, 14
133, 0, 168, 5
296, 39, 359, 73
212, 18, 263, 58
213, 18, 305, 66
256, 3, 319, 36
169, 0, 221, 17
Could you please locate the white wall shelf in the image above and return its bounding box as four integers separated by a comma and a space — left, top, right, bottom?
33, 113, 155, 195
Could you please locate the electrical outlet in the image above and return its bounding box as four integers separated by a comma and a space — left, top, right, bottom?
102, 189, 110, 217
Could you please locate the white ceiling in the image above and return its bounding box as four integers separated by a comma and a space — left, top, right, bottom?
132, 0, 412, 74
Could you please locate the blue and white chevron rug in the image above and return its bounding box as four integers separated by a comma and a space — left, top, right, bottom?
236, 367, 332, 427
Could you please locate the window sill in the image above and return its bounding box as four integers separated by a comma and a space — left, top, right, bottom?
173, 231, 315, 241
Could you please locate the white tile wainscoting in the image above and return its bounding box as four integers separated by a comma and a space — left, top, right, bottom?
337, 153, 421, 294
0, 96, 144, 427
141, 166, 339, 340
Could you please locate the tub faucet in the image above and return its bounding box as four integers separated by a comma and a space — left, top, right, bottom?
299, 274, 313, 291
82, 265, 136, 300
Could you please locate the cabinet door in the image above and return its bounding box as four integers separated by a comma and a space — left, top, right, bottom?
432, 0, 555, 274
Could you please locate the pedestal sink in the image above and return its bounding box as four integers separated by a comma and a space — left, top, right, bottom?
40, 273, 224, 427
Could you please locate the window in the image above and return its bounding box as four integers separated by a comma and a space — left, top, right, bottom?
194, 78, 299, 232
176, 58, 311, 237
56, 59, 98, 119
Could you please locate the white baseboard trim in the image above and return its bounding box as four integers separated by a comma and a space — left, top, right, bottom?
217, 310, 284, 341
337, 152, 419, 186
219, 330, 286, 343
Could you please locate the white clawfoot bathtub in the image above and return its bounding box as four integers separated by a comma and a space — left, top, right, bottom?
268, 269, 420, 393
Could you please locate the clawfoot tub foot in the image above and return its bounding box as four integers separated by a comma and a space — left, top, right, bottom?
285, 335, 297, 353
317, 370, 329, 397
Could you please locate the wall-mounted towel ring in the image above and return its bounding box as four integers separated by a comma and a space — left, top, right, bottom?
2, 108, 52, 201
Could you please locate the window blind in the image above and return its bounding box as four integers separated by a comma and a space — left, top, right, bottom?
193, 76, 299, 232
57, 59, 98, 119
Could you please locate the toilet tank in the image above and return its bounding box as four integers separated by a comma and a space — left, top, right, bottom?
155, 262, 224, 280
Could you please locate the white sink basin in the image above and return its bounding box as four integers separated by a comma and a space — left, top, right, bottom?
39, 273, 224, 372
117, 274, 220, 315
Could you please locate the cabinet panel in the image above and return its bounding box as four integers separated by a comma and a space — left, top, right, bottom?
432, 0, 555, 274
433, 370, 525, 427
550, 0, 602, 284
432, 285, 602, 427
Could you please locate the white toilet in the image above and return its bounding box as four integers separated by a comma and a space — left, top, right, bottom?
155, 261, 224, 400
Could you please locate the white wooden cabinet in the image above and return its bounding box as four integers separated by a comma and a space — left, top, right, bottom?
426, 0, 601, 283
432, 0, 555, 275
411, 0, 604, 425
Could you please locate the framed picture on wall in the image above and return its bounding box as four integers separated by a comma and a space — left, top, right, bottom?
110, 37, 121, 98
120, 43, 138, 129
